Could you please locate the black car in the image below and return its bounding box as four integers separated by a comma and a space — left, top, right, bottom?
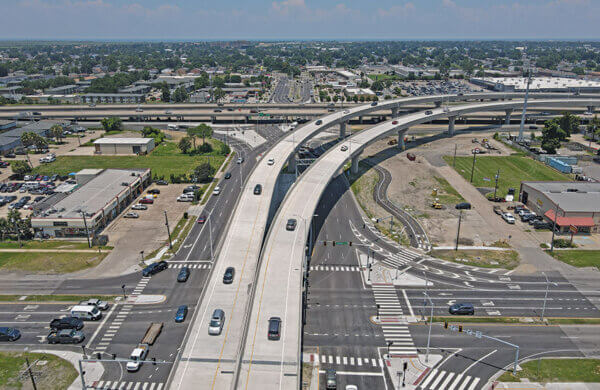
521, 213, 536, 222
254, 184, 262, 195
224, 172, 232, 179
268, 317, 282, 340
0, 327, 21, 342
142, 261, 168, 277
315, 120, 322, 125
155, 180, 168, 186
455, 202, 472, 210
50, 317, 84, 330
371, 101, 378, 106
223, 267, 235, 284
177, 266, 190, 282
533, 221, 553, 230
148, 189, 161, 195
286, 219, 297, 231
183, 185, 201, 194
449, 302, 474, 315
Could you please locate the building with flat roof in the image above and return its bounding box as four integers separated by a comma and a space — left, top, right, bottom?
0, 120, 63, 154
471, 77, 600, 93
93, 137, 155, 155
519, 181, 600, 233
31, 168, 151, 238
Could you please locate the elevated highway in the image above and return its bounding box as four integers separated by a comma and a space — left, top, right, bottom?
168, 93, 598, 390
239, 97, 600, 390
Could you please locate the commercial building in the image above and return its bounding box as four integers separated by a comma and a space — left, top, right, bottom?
0, 120, 63, 154
471, 77, 600, 93
93, 137, 155, 155
31, 168, 151, 238
45, 85, 78, 95
519, 181, 600, 233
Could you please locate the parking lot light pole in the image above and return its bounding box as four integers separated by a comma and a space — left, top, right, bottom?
164, 211, 173, 249
424, 292, 434, 363
455, 210, 463, 251
121, 284, 127, 300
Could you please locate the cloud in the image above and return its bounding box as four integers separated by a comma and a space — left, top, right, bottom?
376, 3, 415, 18
442, 0, 456, 8
271, 0, 307, 16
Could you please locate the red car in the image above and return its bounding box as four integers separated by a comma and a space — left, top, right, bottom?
139, 198, 154, 204
197, 215, 206, 224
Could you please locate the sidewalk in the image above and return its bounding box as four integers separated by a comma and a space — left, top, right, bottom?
31, 349, 104, 390
494, 383, 600, 389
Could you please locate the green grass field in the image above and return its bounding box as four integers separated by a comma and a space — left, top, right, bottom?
0, 351, 77, 389
443, 155, 571, 197
34, 141, 225, 181
432, 176, 465, 204
498, 358, 600, 383
433, 249, 520, 269
547, 250, 600, 270
0, 251, 108, 273
0, 241, 111, 250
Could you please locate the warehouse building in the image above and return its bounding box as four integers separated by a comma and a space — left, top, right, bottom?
519, 181, 600, 233
93, 137, 155, 155
471, 77, 600, 93
31, 168, 151, 238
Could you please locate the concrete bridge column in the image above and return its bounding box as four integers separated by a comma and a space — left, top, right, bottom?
339, 121, 347, 139
359, 116, 363, 124
435, 101, 441, 108
287, 155, 297, 174
211, 116, 216, 123
391, 107, 399, 118
351, 155, 359, 174
398, 129, 406, 150
448, 116, 456, 135
588, 106, 596, 114
504, 109, 514, 125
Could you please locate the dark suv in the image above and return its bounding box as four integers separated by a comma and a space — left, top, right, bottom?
50, 317, 84, 331
286, 219, 297, 231
223, 267, 235, 284
142, 261, 168, 277
177, 266, 190, 282
268, 317, 282, 340
449, 302, 475, 315
254, 184, 262, 195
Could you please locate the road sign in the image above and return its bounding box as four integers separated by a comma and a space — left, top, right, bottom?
475, 331, 482, 339
569, 225, 578, 234
336, 241, 348, 245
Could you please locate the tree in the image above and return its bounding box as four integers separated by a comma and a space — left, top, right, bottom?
161, 86, 170, 103
50, 124, 64, 143
213, 87, 225, 102
178, 136, 192, 154
541, 120, 564, 154
186, 127, 201, 150
20, 132, 36, 148
197, 124, 213, 144
194, 162, 215, 183
172, 86, 188, 103
587, 115, 600, 141
557, 112, 580, 137
33, 134, 48, 152
11, 160, 32, 176
101, 117, 122, 132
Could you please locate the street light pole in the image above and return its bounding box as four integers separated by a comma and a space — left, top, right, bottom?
469, 150, 477, 183
424, 292, 434, 363
80, 211, 91, 248
164, 211, 172, 249
208, 212, 214, 262
549, 202, 560, 253
455, 210, 463, 251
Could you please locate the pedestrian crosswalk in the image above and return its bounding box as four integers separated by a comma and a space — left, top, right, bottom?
371, 284, 418, 357
132, 277, 150, 296
417, 369, 481, 390
94, 303, 133, 352
168, 263, 211, 269
310, 265, 361, 272
319, 354, 384, 368
91, 380, 164, 390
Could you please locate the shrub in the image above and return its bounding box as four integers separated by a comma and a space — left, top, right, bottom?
552, 238, 577, 248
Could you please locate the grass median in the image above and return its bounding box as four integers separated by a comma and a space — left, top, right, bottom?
0, 251, 108, 273
0, 241, 112, 250
443, 155, 571, 197
0, 351, 78, 389
546, 250, 600, 270
432, 248, 520, 269
498, 358, 600, 382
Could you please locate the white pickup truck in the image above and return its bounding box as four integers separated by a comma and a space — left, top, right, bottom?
126, 344, 149, 372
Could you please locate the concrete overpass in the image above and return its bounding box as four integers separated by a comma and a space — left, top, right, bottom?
167, 94, 598, 390
237, 97, 600, 390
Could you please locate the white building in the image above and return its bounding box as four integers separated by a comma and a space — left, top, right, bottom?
93, 138, 155, 155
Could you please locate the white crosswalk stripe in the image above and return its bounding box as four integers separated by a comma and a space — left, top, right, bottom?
92, 381, 166, 389
168, 263, 211, 269
319, 354, 383, 368
309, 265, 361, 272
418, 370, 481, 390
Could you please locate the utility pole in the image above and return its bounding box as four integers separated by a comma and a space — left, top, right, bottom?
549, 202, 560, 252
541, 272, 557, 322
469, 150, 477, 183
164, 210, 172, 249
25, 357, 37, 390
208, 212, 214, 262
493, 169, 500, 200
518, 67, 532, 142
424, 292, 434, 363
455, 210, 463, 251
452, 144, 457, 167
80, 211, 91, 248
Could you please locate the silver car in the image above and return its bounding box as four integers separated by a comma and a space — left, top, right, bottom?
208, 309, 225, 335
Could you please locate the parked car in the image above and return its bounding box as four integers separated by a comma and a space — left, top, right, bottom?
254, 184, 262, 195
48, 329, 85, 344
175, 305, 188, 323
370, 101, 378, 106
502, 212, 516, 224
0, 327, 21, 342
156, 180, 168, 186
493, 206, 503, 215
131, 204, 147, 210
139, 198, 153, 204
148, 189, 160, 195
142, 261, 168, 277
533, 221, 553, 230
449, 302, 474, 315
183, 185, 200, 194
223, 267, 235, 284
286, 219, 297, 231
177, 266, 190, 282
316, 120, 322, 125
208, 309, 225, 335
50, 317, 84, 331
268, 317, 282, 340
177, 194, 194, 202
79, 298, 109, 311
124, 212, 139, 218
455, 202, 471, 210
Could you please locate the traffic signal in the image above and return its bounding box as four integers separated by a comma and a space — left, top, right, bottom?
332, 241, 336, 246
152, 357, 157, 365
111, 354, 116, 360
96, 353, 102, 360
403, 361, 408, 371
444, 321, 448, 329
323, 241, 327, 246
349, 242, 352, 246
458, 325, 463, 333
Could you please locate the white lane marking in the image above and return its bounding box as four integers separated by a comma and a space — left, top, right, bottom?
85, 304, 116, 348
402, 289, 414, 317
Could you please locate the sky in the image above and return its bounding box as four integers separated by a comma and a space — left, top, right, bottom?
2, 0, 599, 41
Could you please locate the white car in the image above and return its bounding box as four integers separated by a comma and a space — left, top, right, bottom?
237, 157, 244, 164
177, 194, 193, 202
502, 212, 515, 224
213, 186, 221, 196
131, 204, 147, 210
79, 298, 109, 311
267, 158, 274, 165
126, 344, 149, 372
341, 145, 348, 151
124, 212, 139, 218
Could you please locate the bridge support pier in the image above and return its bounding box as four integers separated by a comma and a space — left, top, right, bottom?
359, 116, 363, 124
588, 106, 596, 114
505, 109, 514, 125
351, 155, 359, 174
398, 130, 406, 150
391, 107, 399, 118
211, 116, 216, 123
287, 155, 297, 174
448, 116, 456, 136
339, 121, 347, 139
435, 101, 441, 108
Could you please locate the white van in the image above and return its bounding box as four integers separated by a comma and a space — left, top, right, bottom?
167, 124, 179, 130
70, 305, 102, 321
